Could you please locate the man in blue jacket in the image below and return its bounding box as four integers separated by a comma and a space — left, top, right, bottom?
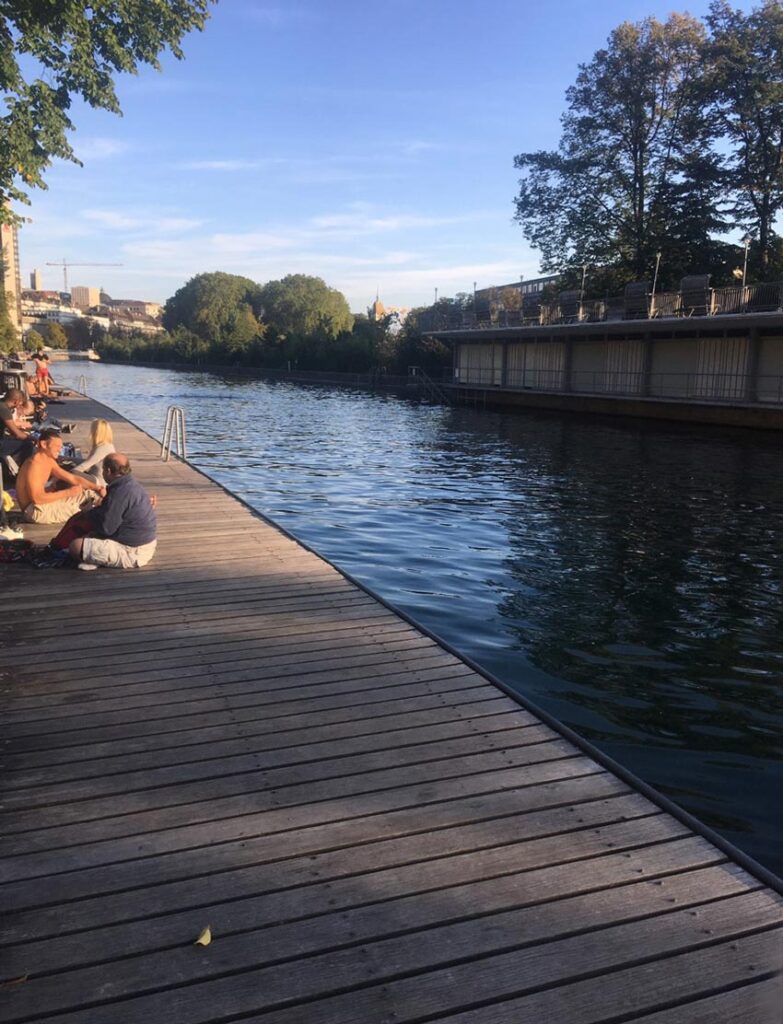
67, 452, 157, 570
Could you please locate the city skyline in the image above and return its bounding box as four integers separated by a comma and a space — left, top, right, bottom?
15, 0, 756, 312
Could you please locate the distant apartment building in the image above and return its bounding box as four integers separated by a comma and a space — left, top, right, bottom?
1, 208, 22, 335
71, 285, 101, 310
107, 308, 164, 336
30, 268, 42, 290
99, 291, 162, 320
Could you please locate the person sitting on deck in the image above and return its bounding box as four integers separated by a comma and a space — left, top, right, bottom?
16, 428, 104, 525
1, 388, 40, 474
57, 453, 157, 570
73, 419, 116, 486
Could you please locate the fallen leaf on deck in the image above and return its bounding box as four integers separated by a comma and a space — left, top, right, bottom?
194, 926, 212, 947
0, 975, 29, 989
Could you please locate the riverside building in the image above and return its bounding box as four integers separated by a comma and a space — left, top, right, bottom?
427, 276, 783, 429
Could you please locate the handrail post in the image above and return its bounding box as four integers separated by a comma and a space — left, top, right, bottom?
161, 405, 187, 462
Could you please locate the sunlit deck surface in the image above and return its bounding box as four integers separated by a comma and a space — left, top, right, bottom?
1, 394, 782, 1023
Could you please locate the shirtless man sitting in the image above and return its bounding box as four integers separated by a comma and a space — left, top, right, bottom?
16, 428, 104, 525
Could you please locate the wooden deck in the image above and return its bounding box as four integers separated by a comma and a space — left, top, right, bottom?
1, 394, 781, 1024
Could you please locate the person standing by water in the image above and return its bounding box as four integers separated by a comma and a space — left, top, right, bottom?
33, 352, 52, 396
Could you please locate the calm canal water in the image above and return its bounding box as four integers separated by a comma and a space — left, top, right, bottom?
55, 361, 783, 879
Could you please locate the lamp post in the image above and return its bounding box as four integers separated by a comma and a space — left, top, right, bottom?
649, 251, 662, 318
742, 235, 752, 289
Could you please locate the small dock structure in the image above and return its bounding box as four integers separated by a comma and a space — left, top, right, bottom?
1, 394, 782, 1022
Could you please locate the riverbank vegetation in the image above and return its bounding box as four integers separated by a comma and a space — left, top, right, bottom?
95, 271, 451, 376
515, 1, 783, 291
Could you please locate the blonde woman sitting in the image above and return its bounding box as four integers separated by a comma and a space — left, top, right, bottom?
74, 419, 116, 486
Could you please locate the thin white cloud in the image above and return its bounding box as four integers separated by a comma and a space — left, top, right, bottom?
74, 137, 130, 161
180, 159, 273, 171
82, 208, 203, 234
398, 140, 442, 156
241, 5, 316, 27
82, 210, 141, 230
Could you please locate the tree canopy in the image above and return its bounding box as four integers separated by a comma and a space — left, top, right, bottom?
0, 1, 211, 214
45, 322, 68, 349
514, 14, 720, 289
259, 274, 354, 339
514, 1, 783, 288
706, 0, 783, 272
163, 271, 265, 353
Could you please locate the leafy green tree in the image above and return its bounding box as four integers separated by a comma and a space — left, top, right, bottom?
382, 306, 451, 376
514, 14, 721, 288
706, 0, 783, 274
259, 274, 353, 339
163, 272, 265, 354
25, 327, 43, 350
0, 290, 17, 352
0, 2, 212, 215
45, 322, 68, 349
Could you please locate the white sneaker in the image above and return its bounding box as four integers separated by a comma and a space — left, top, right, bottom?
77, 562, 98, 571
0, 526, 23, 540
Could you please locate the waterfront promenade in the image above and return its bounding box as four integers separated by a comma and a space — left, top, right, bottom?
1, 394, 781, 1022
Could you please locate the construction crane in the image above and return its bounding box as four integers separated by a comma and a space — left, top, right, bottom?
45, 258, 123, 294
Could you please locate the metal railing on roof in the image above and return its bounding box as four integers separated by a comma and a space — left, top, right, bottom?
428, 280, 783, 332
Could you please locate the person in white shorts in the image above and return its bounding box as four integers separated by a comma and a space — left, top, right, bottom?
67, 453, 157, 570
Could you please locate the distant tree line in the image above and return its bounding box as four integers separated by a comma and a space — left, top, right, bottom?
95, 271, 451, 376
514, 0, 783, 291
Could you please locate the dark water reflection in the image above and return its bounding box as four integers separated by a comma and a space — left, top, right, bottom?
55, 363, 783, 878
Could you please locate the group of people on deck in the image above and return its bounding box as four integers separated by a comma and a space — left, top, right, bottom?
1, 382, 157, 570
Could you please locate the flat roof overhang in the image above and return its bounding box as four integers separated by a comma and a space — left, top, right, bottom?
427, 310, 783, 343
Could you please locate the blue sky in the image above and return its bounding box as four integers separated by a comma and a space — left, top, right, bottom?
17, 0, 753, 311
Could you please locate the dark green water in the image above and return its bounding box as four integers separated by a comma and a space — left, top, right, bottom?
55, 362, 783, 879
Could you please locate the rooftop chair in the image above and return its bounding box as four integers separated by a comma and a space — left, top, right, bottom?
522, 291, 543, 325
623, 281, 651, 320
474, 296, 492, 327
679, 274, 712, 317
503, 305, 522, 327
558, 290, 582, 323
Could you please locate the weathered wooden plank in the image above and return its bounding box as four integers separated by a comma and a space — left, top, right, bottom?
0, 741, 584, 849
0, 708, 525, 790
0, 676, 500, 762
0, 847, 757, 1021
0, 691, 512, 775
7, 877, 778, 1024
0, 761, 608, 882
1, 672, 491, 750
0, 775, 633, 946
0, 722, 559, 811
2, 633, 444, 721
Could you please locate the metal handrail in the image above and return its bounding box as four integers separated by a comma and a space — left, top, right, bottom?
161, 405, 187, 462
433, 280, 783, 331
408, 366, 452, 404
